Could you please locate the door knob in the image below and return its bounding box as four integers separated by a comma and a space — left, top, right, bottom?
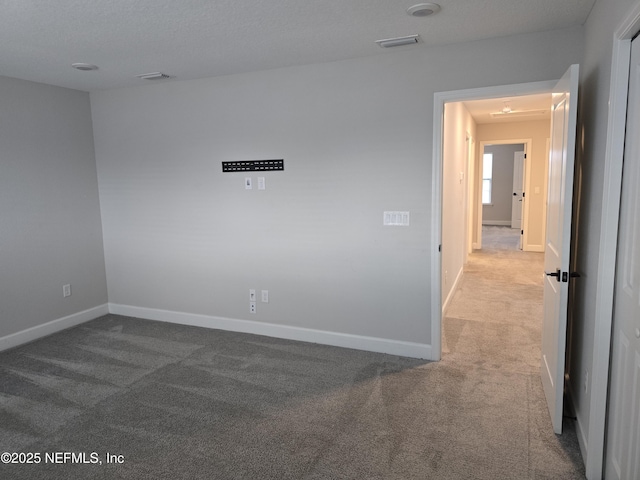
545, 269, 561, 282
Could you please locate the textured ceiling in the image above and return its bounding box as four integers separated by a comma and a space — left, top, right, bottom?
0, 0, 595, 92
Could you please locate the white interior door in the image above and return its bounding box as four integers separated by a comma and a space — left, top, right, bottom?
511, 151, 525, 231
605, 36, 640, 480
540, 64, 579, 435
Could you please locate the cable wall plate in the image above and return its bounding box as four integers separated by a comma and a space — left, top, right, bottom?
222, 159, 284, 172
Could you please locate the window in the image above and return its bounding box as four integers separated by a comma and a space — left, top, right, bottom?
482, 153, 493, 204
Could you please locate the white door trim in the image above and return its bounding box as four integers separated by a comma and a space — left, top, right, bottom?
587, 2, 640, 478
431, 80, 556, 361
466, 131, 475, 259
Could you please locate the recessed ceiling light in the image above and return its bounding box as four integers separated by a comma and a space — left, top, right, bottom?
71, 63, 99, 71
407, 3, 441, 17
375, 35, 420, 48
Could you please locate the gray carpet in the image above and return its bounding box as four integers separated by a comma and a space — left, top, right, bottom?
1, 234, 585, 479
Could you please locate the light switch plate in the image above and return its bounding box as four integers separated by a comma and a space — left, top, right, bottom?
383, 211, 410, 226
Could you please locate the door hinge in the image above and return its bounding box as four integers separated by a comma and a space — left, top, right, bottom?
521, 230, 523, 235
438, 244, 441, 252
562, 271, 568, 282
523, 192, 526, 198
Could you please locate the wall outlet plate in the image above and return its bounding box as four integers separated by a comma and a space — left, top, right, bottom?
261, 290, 269, 303
63, 284, 71, 297
249, 302, 256, 314
383, 211, 410, 226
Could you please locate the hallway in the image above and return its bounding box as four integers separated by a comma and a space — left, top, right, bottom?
441, 226, 585, 477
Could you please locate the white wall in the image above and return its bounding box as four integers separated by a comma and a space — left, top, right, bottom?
482, 144, 522, 224
91, 27, 583, 357
568, 0, 637, 469
442, 102, 476, 309
0, 76, 108, 342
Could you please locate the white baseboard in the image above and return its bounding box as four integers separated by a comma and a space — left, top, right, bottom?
442, 266, 464, 316
108, 303, 432, 360
576, 413, 589, 468
524, 244, 545, 253
566, 384, 589, 468
0, 304, 109, 352
482, 220, 512, 226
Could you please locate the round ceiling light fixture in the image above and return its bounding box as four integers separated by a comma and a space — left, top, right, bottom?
407, 3, 441, 17
71, 63, 99, 71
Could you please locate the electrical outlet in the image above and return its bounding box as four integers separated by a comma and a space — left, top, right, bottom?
249, 302, 256, 314
249, 289, 256, 302
258, 177, 266, 190
261, 290, 269, 303
63, 284, 71, 297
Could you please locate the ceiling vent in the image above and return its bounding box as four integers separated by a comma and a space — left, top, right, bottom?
135, 72, 171, 80
375, 35, 420, 48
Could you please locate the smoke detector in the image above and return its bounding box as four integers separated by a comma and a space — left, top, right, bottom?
407, 3, 441, 17
72, 63, 99, 71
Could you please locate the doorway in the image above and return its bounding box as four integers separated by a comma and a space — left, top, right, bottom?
435, 66, 580, 439
439, 93, 551, 326
431, 80, 555, 361
477, 142, 529, 250
435, 79, 578, 445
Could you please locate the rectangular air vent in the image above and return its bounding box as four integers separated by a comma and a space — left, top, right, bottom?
135, 72, 171, 80
375, 35, 420, 48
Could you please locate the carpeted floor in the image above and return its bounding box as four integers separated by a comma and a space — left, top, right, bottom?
0, 229, 585, 479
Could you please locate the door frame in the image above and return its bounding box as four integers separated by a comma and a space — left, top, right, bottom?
476, 139, 533, 249
465, 131, 475, 259
431, 80, 555, 361
512, 149, 525, 235
586, 2, 640, 478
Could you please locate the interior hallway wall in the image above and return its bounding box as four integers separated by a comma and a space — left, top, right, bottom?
442, 102, 476, 309
0, 76, 108, 341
